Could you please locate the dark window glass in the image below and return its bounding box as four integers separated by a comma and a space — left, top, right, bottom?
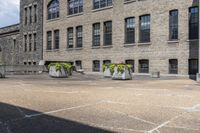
24, 35, 27, 52
68, 0, 83, 15
33, 33, 37, 51
76, 26, 83, 48
125, 60, 134, 72
75, 60, 82, 69
125, 17, 135, 44
93, 0, 112, 9
104, 21, 112, 45
139, 15, 150, 43
169, 59, 178, 74
189, 59, 199, 75
29, 6, 32, 24
47, 0, 59, 20
103, 60, 111, 65
47, 31, 52, 50
67, 28, 73, 48
13, 39, 16, 50
189, 7, 199, 39
24, 8, 27, 25
54, 30, 59, 49
93, 60, 100, 72
29, 34, 32, 51
139, 60, 149, 73
34, 5, 37, 23
169, 10, 178, 40
93, 23, 100, 46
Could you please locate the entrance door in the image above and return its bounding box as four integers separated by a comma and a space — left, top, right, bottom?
189, 59, 198, 75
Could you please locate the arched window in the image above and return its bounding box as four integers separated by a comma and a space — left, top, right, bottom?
47, 0, 59, 20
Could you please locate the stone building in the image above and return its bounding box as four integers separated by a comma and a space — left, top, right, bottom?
0, 0, 43, 66
43, 0, 199, 76
0, 24, 20, 65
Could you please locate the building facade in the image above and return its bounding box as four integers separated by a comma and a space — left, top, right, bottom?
43, 0, 199, 76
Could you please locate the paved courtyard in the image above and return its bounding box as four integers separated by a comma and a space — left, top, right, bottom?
0, 74, 200, 133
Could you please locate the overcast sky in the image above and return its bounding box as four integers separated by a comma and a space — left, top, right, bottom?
0, 0, 20, 28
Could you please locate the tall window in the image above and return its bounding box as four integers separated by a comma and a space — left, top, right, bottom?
34, 5, 37, 23
47, 31, 52, 50
169, 59, 178, 74
29, 6, 32, 24
93, 60, 100, 72
125, 17, 135, 44
139, 60, 149, 73
93, 0, 113, 9
24, 8, 27, 25
67, 28, 74, 48
76, 26, 83, 48
93, 23, 100, 46
68, 0, 83, 15
189, 7, 199, 40
13, 39, 16, 50
54, 30, 59, 49
189, 59, 198, 75
169, 10, 178, 40
33, 33, 37, 51
24, 35, 27, 52
139, 15, 150, 43
75, 60, 82, 69
48, 0, 59, 20
29, 34, 32, 51
104, 21, 112, 45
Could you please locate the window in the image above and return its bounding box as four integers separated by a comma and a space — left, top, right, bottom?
104, 21, 112, 45
75, 60, 82, 69
33, 33, 37, 51
93, 23, 100, 46
125, 17, 135, 44
189, 7, 199, 40
67, 28, 74, 48
54, 30, 59, 49
0, 46, 2, 52
68, 0, 83, 15
125, 60, 134, 72
93, 0, 112, 9
139, 60, 149, 73
76, 26, 83, 48
169, 59, 178, 74
103, 60, 111, 65
24, 35, 27, 52
189, 59, 198, 75
169, 10, 178, 40
13, 39, 16, 50
34, 5, 37, 23
29, 34, 32, 51
24, 8, 28, 25
47, 0, 59, 20
93, 60, 100, 72
139, 15, 150, 43
47, 31, 52, 50
29, 6, 32, 24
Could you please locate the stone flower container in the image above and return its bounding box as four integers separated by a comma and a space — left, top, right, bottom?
112, 64, 132, 80
48, 63, 72, 78
103, 65, 112, 78
151, 71, 160, 78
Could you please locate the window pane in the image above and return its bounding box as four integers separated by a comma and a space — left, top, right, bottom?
104, 21, 112, 45
169, 59, 178, 74
125, 17, 135, 43
140, 15, 150, 43
67, 28, 73, 48
139, 60, 149, 73
169, 10, 178, 40
93, 23, 100, 46
48, 0, 59, 20
68, 0, 83, 15
189, 7, 199, 39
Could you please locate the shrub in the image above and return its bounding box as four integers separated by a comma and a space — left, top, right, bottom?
48, 63, 73, 71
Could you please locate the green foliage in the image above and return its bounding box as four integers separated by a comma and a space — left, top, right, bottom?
48, 63, 73, 71
103, 63, 132, 74
109, 64, 115, 74
117, 64, 125, 73
102, 64, 106, 72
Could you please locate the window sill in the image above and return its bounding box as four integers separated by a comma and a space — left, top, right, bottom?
186, 39, 199, 42
124, 43, 136, 47
66, 48, 73, 51
124, 0, 136, 4
46, 18, 60, 23
102, 45, 112, 48
92, 6, 113, 12
46, 50, 52, 52
92, 46, 101, 49
53, 49, 59, 52
138, 42, 151, 45
167, 40, 179, 44
74, 47, 83, 50
67, 13, 83, 18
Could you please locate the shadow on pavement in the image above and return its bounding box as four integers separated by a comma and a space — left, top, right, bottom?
0, 102, 114, 133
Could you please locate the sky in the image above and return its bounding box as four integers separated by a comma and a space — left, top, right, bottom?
0, 0, 20, 28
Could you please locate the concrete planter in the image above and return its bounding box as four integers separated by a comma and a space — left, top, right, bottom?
151, 71, 160, 78
103, 67, 112, 78
49, 66, 68, 78
112, 67, 132, 80
197, 73, 200, 82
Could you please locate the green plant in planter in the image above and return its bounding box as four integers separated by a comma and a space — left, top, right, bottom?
126, 64, 133, 71
48, 63, 72, 71
102, 64, 106, 72
109, 64, 115, 74
117, 64, 125, 73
